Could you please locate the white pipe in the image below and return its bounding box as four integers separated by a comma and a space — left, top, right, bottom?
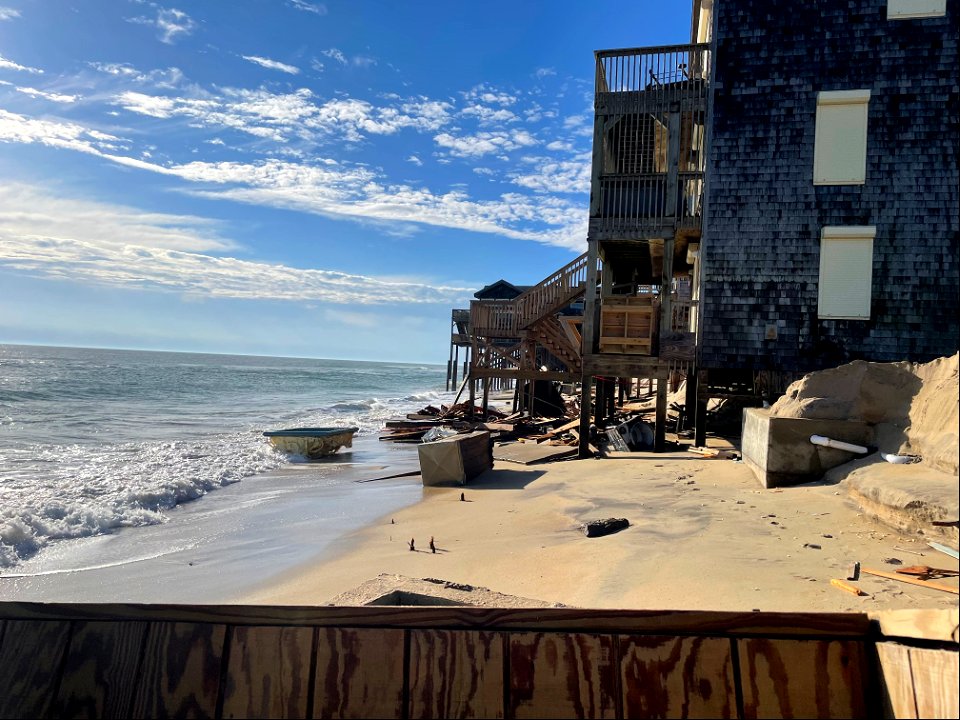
810, 435, 868, 454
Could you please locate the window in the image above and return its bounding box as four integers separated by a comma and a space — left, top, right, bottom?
888, 0, 946, 19
818, 227, 875, 320
814, 90, 870, 185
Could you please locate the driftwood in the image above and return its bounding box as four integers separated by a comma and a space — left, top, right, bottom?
582, 518, 630, 538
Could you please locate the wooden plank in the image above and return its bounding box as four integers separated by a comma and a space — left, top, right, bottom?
313, 627, 404, 719
737, 638, 868, 719
509, 632, 617, 719
493, 442, 578, 465
620, 635, 735, 719
909, 646, 959, 719
0, 619, 72, 719
54, 621, 148, 719
862, 567, 959, 595
875, 643, 918, 719
222, 625, 313, 720
871, 608, 960, 643
0, 603, 879, 638
131, 622, 226, 719
408, 630, 503, 719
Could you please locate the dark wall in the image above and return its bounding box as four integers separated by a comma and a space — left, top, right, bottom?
700, 0, 959, 372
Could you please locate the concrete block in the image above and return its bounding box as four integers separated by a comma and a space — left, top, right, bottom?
741, 408, 874, 488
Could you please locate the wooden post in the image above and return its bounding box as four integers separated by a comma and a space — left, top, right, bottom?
468, 341, 476, 418
451, 345, 459, 391
659, 235, 675, 355
684, 364, 698, 431
578, 240, 601, 459
654, 369, 668, 452
665, 111, 681, 218
446, 334, 455, 392
695, 369, 709, 447
482, 377, 490, 417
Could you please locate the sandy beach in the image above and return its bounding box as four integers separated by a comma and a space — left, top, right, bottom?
246, 448, 959, 611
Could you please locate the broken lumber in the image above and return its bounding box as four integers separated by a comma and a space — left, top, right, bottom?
862, 567, 959, 595
831, 578, 866, 596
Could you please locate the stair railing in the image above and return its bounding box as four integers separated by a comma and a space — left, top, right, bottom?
514, 252, 590, 330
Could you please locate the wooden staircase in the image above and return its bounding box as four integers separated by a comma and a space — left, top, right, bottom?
530, 315, 582, 373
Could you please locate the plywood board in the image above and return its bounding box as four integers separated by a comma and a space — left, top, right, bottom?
313, 627, 404, 719
620, 635, 736, 719
54, 620, 148, 719
509, 632, 617, 719
222, 625, 313, 719
737, 638, 868, 719
408, 630, 504, 719
909, 646, 959, 719
131, 621, 226, 719
0, 619, 72, 719
876, 642, 917, 719
493, 442, 578, 465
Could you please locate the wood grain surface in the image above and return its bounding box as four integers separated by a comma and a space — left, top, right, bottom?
221, 625, 313, 720
408, 630, 504, 719
509, 632, 618, 719
620, 635, 736, 719
0, 619, 72, 719
53, 620, 148, 719
876, 642, 918, 719
908, 646, 959, 719
738, 638, 868, 719
130, 621, 226, 719
312, 627, 404, 719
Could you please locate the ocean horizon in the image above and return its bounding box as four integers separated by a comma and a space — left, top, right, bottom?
0, 343, 449, 597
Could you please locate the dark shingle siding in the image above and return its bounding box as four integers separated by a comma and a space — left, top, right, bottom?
700, 0, 959, 372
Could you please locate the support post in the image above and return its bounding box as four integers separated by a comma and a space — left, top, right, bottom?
451, 345, 459, 390
654, 369, 668, 452
468, 341, 476, 417
684, 364, 698, 431
482, 376, 490, 418
578, 240, 601, 458
694, 368, 708, 447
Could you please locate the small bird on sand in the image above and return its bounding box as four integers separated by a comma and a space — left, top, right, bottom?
409, 538, 415, 551
429, 536, 436, 553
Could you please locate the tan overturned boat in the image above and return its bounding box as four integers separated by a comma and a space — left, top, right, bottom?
263, 427, 358, 458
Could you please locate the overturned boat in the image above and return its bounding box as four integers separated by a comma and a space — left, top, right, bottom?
263, 427, 358, 458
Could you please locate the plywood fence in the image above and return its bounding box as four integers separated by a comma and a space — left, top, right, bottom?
0, 604, 956, 719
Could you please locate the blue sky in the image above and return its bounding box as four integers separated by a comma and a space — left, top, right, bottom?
0, 0, 689, 363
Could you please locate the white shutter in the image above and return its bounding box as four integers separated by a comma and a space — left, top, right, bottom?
814, 90, 870, 185
888, 0, 946, 19
818, 227, 875, 320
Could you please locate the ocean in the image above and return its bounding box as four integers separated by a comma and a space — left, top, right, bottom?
0, 344, 450, 601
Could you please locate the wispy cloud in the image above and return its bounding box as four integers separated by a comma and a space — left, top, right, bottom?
128, 7, 196, 44
287, 0, 327, 15
14, 86, 79, 103
320, 48, 347, 65
0, 6, 20, 21
0, 54, 43, 74
406, 155, 422, 166
242, 55, 300, 75
0, 109, 587, 251
534, 67, 556, 78
87, 62, 184, 88
511, 153, 591, 194
0, 185, 473, 305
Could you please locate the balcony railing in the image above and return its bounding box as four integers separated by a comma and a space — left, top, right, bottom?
591, 43, 710, 237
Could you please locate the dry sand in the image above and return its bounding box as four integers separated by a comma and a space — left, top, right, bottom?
246, 450, 959, 611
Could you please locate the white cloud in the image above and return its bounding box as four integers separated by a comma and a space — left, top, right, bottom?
511, 154, 591, 194
0, 6, 20, 20
545, 140, 574, 152
460, 104, 517, 126
464, 86, 516, 106
242, 55, 300, 75
15, 86, 79, 104
128, 7, 196, 44
287, 0, 327, 15
0, 54, 42, 74
534, 67, 556, 78
0, 108, 587, 251
406, 155, 422, 166
88, 61, 184, 88
321, 48, 347, 65
352, 55, 377, 68
0, 185, 472, 305
433, 129, 537, 158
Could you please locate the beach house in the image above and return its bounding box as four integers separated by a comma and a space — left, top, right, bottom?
579, 0, 958, 450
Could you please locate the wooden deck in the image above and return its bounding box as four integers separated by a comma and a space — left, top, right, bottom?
0, 604, 956, 718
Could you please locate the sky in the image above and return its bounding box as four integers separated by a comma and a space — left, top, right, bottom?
0, 0, 690, 363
